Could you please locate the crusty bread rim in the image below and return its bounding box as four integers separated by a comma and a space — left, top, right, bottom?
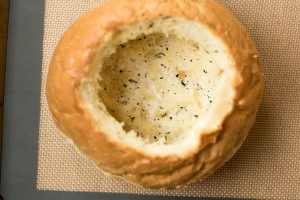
80, 16, 236, 157
46, 0, 264, 188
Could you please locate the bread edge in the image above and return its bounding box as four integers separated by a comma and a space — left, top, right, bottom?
46, 0, 264, 189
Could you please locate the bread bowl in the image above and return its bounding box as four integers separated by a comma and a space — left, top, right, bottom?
46, 0, 264, 189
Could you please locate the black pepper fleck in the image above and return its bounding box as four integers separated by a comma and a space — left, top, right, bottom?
161, 64, 167, 68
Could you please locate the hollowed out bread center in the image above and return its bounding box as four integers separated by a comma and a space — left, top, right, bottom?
81, 17, 236, 156
100, 33, 223, 143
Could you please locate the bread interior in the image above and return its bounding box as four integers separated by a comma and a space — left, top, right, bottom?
80, 17, 236, 156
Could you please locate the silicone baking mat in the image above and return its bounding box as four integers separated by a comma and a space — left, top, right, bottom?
37, 0, 300, 199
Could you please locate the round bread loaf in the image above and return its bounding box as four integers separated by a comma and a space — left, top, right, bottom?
46, 0, 264, 189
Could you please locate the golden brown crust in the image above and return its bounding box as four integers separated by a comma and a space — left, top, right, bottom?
46, 0, 264, 188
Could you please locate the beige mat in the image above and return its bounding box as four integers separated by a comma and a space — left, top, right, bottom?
37, 0, 300, 199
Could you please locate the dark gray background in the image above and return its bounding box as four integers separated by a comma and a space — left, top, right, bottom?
0, 0, 240, 199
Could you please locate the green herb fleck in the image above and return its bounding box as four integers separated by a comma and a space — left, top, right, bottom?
128, 79, 138, 84
155, 52, 166, 58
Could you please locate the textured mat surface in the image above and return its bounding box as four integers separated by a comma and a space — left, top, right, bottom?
37, 1, 300, 199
